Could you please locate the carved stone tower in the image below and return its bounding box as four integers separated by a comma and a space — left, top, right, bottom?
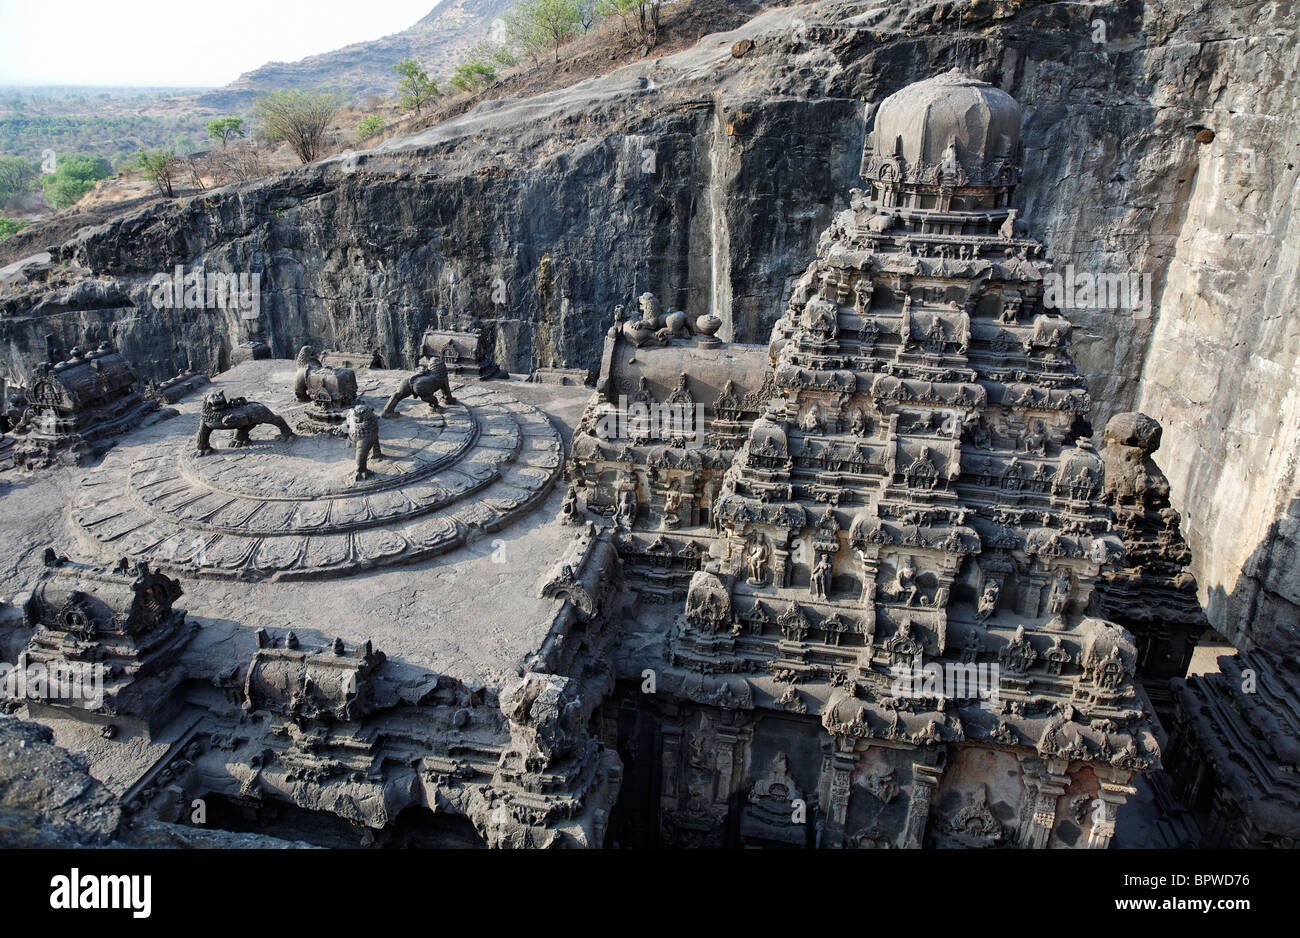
658, 70, 1158, 847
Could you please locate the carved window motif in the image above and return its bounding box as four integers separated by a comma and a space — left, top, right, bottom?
1094, 649, 1126, 690
778, 602, 810, 642
884, 621, 923, 665
665, 374, 694, 407
1044, 639, 1072, 675
999, 629, 1038, 674
715, 380, 740, 418
58, 597, 96, 639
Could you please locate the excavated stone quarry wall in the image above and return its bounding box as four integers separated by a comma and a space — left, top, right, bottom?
1, 0, 1295, 640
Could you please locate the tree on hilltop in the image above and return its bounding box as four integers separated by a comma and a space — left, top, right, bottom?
506, 0, 583, 63
206, 116, 245, 148
395, 59, 440, 115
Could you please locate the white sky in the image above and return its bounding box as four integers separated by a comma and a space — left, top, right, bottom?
0, 0, 441, 87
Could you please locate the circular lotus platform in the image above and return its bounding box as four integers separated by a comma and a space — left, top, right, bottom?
69, 381, 564, 581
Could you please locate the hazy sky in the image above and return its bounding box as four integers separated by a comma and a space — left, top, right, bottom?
0, 0, 441, 87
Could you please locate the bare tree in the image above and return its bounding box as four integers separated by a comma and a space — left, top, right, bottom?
184, 155, 208, 193
599, 0, 661, 47
210, 145, 269, 185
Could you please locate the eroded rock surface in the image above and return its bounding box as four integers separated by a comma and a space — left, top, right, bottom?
0, 716, 121, 847
2, 0, 1294, 639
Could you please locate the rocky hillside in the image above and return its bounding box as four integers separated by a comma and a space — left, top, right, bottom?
1, 0, 1296, 646
196, 0, 514, 109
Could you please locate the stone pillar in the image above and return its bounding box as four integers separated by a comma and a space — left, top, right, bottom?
900, 762, 943, 848
1022, 573, 1047, 619
682, 492, 698, 528
713, 726, 741, 805
1018, 763, 1069, 848
1088, 781, 1136, 849
774, 540, 792, 589
820, 738, 856, 848
659, 716, 683, 814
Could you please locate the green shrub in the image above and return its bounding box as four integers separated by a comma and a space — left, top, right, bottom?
0, 156, 38, 203
254, 90, 339, 164
40, 154, 112, 209
356, 115, 386, 139
0, 216, 28, 240
450, 62, 497, 93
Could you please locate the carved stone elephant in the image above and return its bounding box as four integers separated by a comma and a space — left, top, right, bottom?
294, 345, 358, 409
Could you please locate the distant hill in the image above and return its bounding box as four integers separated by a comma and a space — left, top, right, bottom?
197, 0, 514, 110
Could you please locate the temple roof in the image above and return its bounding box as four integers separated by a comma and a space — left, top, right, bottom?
36, 347, 139, 410
871, 69, 1021, 175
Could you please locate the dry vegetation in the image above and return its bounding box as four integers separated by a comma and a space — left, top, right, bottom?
366, 0, 770, 145
0, 0, 775, 265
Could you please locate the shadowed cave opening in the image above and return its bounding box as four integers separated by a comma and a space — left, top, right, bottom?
194, 794, 486, 849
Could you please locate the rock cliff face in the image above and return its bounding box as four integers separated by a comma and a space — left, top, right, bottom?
1, 0, 1296, 639
1131, 0, 1300, 650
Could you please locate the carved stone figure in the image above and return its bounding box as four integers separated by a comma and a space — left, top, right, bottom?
1021, 420, 1047, 455
1046, 567, 1073, 615
662, 483, 682, 529
998, 209, 1019, 240
614, 484, 638, 529
746, 534, 771, 586
293, 345, 358, 409
194, 391, 294, 455
685, 571, 731, 634
382, 361, 456, 417
952, 302, 970, 353
865, 767, 898, 803
332, 404, 384, 481
558, 485, 581, 525
976, 581, 1000, 621
810, 552, 833, 600
896, 555, 919, 606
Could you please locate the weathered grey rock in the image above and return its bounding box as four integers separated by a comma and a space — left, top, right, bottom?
1, 0, 1291, 639
1098, 412, 1208, 708
0, 716, 121, 846
1166, 621, 1300, 847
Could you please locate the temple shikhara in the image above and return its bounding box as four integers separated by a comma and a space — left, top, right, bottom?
573, 71, 1161, 848
0, 70, 1286, 850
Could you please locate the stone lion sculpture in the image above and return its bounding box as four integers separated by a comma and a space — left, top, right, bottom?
381, 360, 456, 417
195, 391, 295, 455
332, 403, 384, 481
293, 345, 358, 409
